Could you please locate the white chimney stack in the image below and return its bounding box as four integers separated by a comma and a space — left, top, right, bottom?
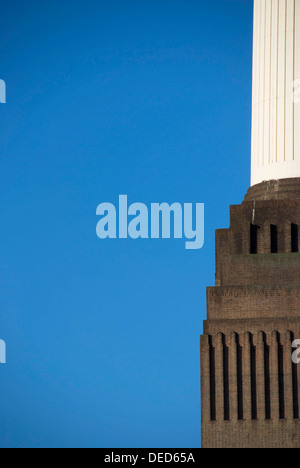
251, 0, 300, 186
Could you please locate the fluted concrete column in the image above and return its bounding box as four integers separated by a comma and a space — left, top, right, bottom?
251, 0, 300, 186
270, 331, 280, 420
255, 331, 266, 420
229, 332, 238, 421
214, 333, 225, 421
283, 222, 292, 253
242, 332, 252, 420
257, 224, 271, 254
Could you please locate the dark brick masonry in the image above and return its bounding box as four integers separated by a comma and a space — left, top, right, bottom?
201, 178, 300, 448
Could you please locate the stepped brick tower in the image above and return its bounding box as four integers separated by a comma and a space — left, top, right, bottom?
201, 0, 300, 448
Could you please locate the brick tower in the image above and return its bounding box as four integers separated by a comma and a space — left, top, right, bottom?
201, 0, 300, 448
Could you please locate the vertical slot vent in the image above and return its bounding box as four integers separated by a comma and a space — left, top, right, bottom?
223, 338, 230, 421
278, 342, 285, 419
292, 361, 299, 419
237, 338, 244, 420
264, 341, 271, 420
270, 225, 278, 253
250, 224, 259, 254
250, 336, 257, 420
291, 224, 299, 252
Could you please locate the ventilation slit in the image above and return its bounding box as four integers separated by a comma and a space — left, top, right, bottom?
291, 224, 299, 252
292, 362, 299, 419
271, 225, 278, 253
264, 341, 271, 420
278, 340, 285, 419
223, 338, 230, 421
250, 336, 257, 420
237, 337, 244, 420
250, 224, 259, 254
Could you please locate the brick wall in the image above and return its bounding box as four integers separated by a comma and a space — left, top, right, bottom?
201, 180, 300, 448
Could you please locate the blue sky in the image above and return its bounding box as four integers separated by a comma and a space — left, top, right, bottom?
0, 0, 253, 448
